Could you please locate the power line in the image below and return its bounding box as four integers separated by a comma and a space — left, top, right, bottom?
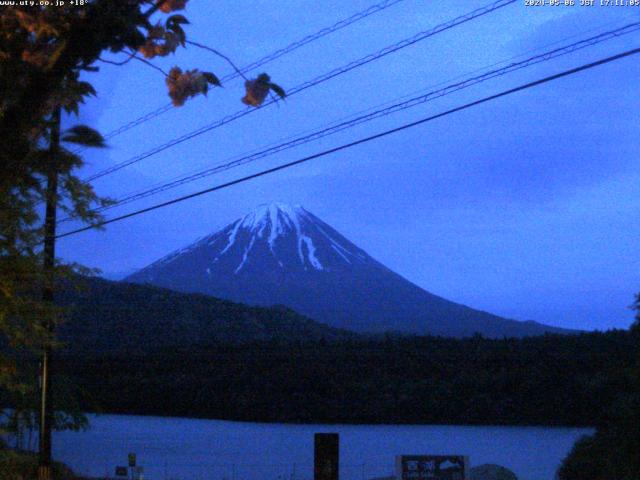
69, 11, 636, 156
86, 16, 638, 210
216, 0, 407, 83
51, 13, 632, 215
83, 0, 516, 183
56, 47, 640, 240
100, 104, 173, 142
62, 21, 640, 221
84, 0, 407, 146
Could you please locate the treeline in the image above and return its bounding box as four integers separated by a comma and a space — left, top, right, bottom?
57, 329, 636, 427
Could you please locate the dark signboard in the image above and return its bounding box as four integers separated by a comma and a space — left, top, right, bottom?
396, 455, 469, 480
315, 433, 339, 480
115, 466, 128, 477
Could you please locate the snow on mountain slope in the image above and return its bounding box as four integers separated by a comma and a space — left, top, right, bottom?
127, 203, 574, 338
140, 203, 369, 276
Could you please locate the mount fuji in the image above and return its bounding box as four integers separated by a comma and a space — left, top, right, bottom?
126, 203, 571, 337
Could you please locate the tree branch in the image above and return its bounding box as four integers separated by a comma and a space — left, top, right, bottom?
130, 54, 169, 77
97, 51, 136, 66
186, 40, 248, 82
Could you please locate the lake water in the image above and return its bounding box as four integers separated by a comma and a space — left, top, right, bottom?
52, 414, 592, 480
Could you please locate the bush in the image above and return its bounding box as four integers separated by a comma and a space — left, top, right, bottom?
0, 446, 78, 480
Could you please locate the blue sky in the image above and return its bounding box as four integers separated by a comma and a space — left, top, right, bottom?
58, 0, 640, 331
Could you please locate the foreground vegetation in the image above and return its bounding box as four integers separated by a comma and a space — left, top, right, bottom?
0, 441, 78, 480
557, 306, 639, 480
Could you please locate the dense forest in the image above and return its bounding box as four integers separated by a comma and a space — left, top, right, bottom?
57, 329, 635, 427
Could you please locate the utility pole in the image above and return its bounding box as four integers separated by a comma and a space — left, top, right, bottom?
39, 106, 61, 480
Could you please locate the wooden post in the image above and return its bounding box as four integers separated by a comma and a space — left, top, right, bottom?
38, 106, 61, 480
314, 433, 339, 480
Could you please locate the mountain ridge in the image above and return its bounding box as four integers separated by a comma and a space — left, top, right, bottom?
55, 275, 356, 353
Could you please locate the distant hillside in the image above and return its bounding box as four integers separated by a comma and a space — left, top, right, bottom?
55, 276, 355, 353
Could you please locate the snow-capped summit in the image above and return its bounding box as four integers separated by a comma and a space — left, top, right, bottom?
212, 202, 368, 273
143, 202, 370, 277
126, 204, 572, 338
238, 202, 304, 235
